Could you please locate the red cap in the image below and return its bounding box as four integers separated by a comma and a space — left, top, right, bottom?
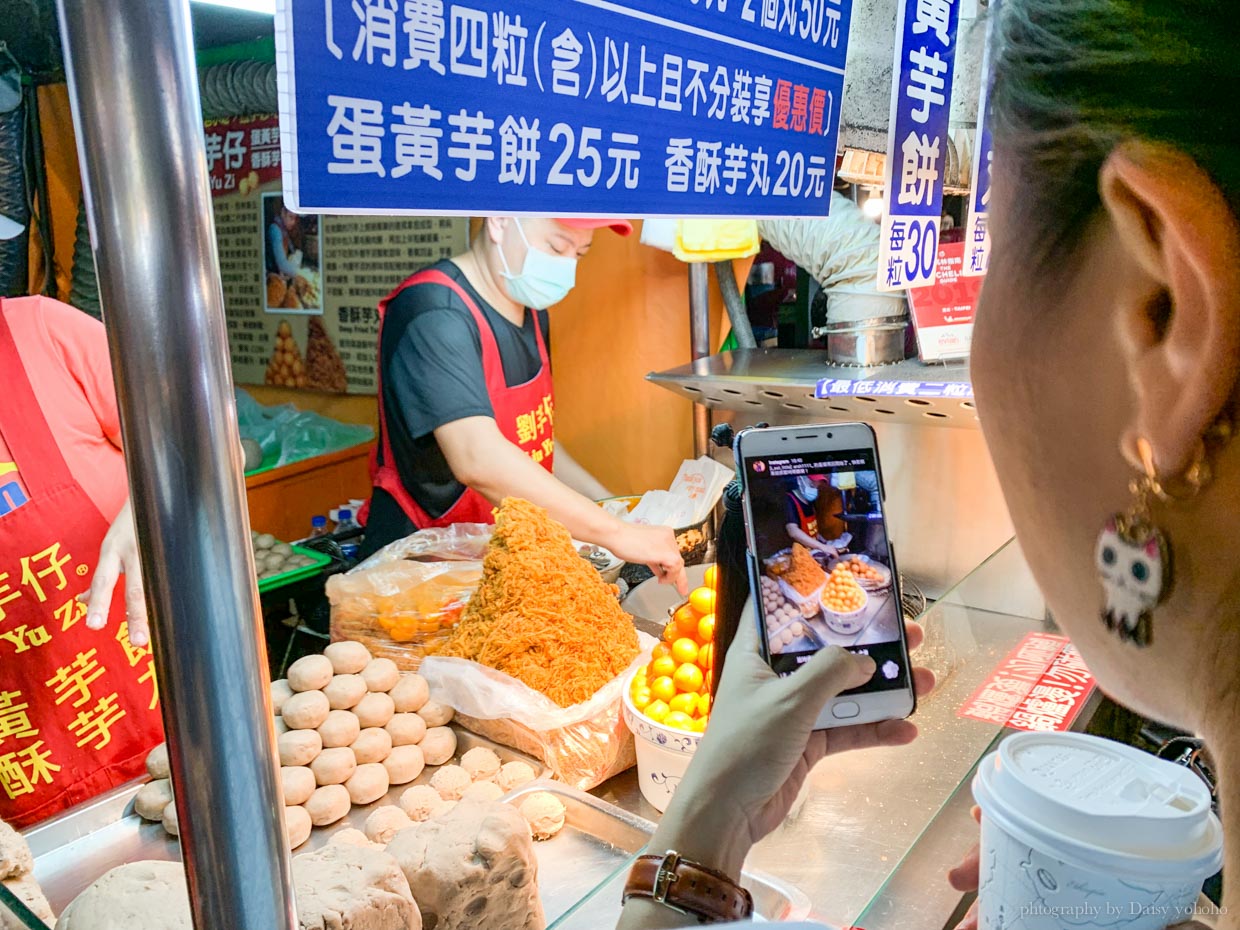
554, 217, 634, 236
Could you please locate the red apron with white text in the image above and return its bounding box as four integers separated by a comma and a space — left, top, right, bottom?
788, 493, 819, 540
0, 302, 163, 828
362, 269, 555, 528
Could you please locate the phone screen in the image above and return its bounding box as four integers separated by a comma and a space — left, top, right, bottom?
743, 448, 910, 694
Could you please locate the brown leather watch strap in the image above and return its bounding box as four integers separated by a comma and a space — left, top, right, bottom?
622, 851, 754, 923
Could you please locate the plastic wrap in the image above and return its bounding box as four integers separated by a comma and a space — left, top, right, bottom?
355, 523, 493, 570
419, 633, 656, 790
327, 559, 482, 669
234, 388, 374, 469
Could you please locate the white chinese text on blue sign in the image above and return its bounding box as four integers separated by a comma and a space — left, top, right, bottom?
275, 0, 856, 217
877, 0, 961, 291
962, 8, 994, 277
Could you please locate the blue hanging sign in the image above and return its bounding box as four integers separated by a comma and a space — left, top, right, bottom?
274, 0, 856, 218
876, 0, 961, 291
962, 11, 994, 277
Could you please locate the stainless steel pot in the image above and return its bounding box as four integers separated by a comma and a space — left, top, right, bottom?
816, 317, 909, 366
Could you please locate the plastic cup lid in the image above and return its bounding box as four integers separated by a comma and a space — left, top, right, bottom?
973, 732, 1222, 879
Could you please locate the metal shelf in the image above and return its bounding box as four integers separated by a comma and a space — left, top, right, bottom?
647, 349, 978, 428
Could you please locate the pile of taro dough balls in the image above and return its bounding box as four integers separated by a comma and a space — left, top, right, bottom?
271, 641, 457, 848
253, 531, 317, 581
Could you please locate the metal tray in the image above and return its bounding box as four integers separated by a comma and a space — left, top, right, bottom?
26, 739, 808, 927
26, 729, 543, 915
501, 783, 812, 927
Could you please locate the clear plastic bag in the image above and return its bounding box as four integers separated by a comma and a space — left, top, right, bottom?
327, 559, 482, 669
419, 633, 656, 790
355, 523, 493, 570
234, 388, 374, 469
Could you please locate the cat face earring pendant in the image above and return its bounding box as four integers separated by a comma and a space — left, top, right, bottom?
1095, 509, 1170, 648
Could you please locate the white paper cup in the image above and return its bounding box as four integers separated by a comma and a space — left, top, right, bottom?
972, 732, 1223, 930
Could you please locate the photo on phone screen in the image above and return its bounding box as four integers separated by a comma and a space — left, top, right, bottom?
743, 447, 910, 696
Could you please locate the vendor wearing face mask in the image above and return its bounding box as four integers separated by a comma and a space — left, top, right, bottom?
785, 475, 842, 560
360, 216, 687, 594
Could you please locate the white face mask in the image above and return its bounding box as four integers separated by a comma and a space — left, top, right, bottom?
497, 218, 578, 310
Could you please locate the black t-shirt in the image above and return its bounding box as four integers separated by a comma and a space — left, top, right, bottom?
361, 260, 549, 557
785, 492, 816, 534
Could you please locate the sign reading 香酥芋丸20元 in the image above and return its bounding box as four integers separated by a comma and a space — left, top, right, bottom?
877, 0, 961, 291
275, 0, 855, 218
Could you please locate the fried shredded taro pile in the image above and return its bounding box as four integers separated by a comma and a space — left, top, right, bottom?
783, 543, 827, 595
436, 498, 639, 707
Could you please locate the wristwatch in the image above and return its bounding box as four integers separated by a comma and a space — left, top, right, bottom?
622, 851, 754, 924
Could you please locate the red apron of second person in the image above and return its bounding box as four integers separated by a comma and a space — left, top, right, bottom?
0, 302, 163, 829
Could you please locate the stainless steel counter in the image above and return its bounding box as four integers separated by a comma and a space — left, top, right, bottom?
606, 540, 1054, 929
17, 541, 1057, 930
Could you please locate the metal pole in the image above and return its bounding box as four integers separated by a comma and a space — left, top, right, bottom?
54, 3, 296, 929
689, 262, 712, 458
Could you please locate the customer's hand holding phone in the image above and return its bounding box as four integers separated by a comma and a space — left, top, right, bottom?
647, 601, 933, 872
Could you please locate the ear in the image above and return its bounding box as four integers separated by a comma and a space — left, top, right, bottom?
1100, 143, 1240, 478
483, 216, 509, 245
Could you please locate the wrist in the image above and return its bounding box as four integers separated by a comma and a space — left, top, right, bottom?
595, 513, 632, 553
650, 793, 750, 881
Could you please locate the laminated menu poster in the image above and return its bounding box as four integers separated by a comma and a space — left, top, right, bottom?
905, 241, 980, 363
208, 115, 468, 394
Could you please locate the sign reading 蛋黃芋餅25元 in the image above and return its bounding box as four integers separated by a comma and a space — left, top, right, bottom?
877, 0, 961, 291
274, 0, 855, 218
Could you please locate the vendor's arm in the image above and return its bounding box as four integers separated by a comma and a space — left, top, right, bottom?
784, 521, 839, 559
553, 441, 613, 501
617, 603, 934, 930
267, 223, 301, 277
83, 498, 148, 646
42, 297, 148, 638
784, 496, 838, 557
438, 417, 686, 593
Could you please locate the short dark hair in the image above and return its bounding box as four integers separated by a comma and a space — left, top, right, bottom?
990, 1, 1239, 266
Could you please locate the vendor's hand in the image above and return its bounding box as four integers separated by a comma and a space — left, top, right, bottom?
82, 499, 148, 647
648, 601, 934, 879
609, 523, 688, 595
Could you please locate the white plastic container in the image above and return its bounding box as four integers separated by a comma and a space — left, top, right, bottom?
621, 669, 702, 813
972, 732, 1223, 930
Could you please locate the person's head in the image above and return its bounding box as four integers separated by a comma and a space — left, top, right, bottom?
795, 475, 819, 503
971, 1, 1240, 733
476, 216, 632, 309
280, 206, 298, 231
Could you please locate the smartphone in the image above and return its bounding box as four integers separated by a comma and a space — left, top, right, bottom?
734, 423, 915, 729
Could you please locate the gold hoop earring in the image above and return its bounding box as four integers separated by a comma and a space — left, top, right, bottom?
1095, 415, 1232, 647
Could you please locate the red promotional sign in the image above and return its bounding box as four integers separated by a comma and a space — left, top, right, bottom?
959, 633, 1096, 733
205, 114, 282, 199
906, 241, 981, 362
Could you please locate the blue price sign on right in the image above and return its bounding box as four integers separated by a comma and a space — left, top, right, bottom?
877, 0, 961, 291
962, 11, 995, 278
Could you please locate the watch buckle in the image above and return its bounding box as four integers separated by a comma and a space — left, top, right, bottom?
652, 851, 682, 905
